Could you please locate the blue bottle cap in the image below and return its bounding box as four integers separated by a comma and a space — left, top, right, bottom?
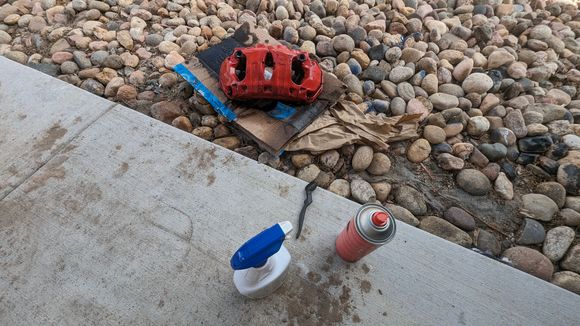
231, 222, 291, 270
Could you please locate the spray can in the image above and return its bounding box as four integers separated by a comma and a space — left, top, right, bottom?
335, 204, 397, 262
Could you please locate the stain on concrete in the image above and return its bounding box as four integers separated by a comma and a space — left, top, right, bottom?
352, 314, 361, 323
62, 144, 78, 153
115, 144, 122, 150
63, 182, 103, 213
114, 162, 129, 177
221, 153, 235, 166
278, 185, 289, 198
206, 173, 216, 186
23, 166, 65, 193
458, 311, 466, 325
178, 147, 218, 180
307, 271, 321, 283
7, 165, 19, 177
280, 271, 354, 325
361, 264, 370, 274
0, 198, 39, 281
196, 147, 217, 170
32, 123, 67, 152
360, 280, 371, 293
17, 113, 27, 120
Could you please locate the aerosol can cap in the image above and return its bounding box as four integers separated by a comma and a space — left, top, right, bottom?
230, 221, 293, 270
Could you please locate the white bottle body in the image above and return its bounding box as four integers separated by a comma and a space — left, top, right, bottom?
233, 245, 291, 299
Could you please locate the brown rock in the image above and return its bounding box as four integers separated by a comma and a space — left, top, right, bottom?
171, 116, 193, 132
452, 58, 473, 82
407, 138, 431, 163
150, 101, 185, 124
367, 153, 391, 175
192, 126, 213, 140
213, 136, 241, 150
437, 153, 464, 170
371, 182, 391, 202
291, 154, 312, 169
502, 247, 554, 281
116, 85, 137, 101
552, 271, 580, 295
352, 146, 374, 171
423, 125, 446, 144
419, 216, 472, 247
562, 245, 580, 274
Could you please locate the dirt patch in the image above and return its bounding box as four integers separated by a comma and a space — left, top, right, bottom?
63, 181, 103, 214
113, 162, 129, 177
361, 264, 370, 274
360, 280, 371, 293
278, 185, 289, 198
32, 123, 67, 153
279, 269, 354, 325
23, 166, 66, 193
206, 173, 216, 186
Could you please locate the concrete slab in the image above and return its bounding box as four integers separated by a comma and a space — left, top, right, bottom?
0, 56, 115, 200
1, 59, 579, 325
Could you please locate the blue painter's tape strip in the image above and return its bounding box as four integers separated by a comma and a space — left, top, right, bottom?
173, 63, 237, 122
268, 102, 296, 120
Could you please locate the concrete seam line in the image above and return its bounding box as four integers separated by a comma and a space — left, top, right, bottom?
0, 103, 118, 202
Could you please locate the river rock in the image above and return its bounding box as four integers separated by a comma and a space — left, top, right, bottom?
518, 135, 553, 153
429, 93, 459, 110
535, 182, 566, 208
467, 116, 490, 137
297, 164, 321, 182
552, 271, 580, 295
475, 229, 501, 256
479, 143, 507, 162
352, 146, 374, 171
437, 153, 464, 170
350, 179, 376, 203
504, 110, 527, 138
456, 169, 491, 196
371, 182, 391, 202
558, 163, 580, 195
419, 216, 472, 247
407, 138, 431, 163
502, 247, 554, 281
443, 207, 475, 231
561, 208, 580, 227
543, 226, 575, 262
319, 150, 340, 170
291, 154, 312, 169
495, 172, 514, 200
423, 125, 446, 144
394, 185, 427, 216
329, 179, 350, 198
367, 153, 391, 175
389, 66, 414, 83
520, 193, 558, 221
562, 245, 580, 274
462, 73, 493, 93
452, 58, 473, 82
516, 218, 545, 245
332, 34, 355, 53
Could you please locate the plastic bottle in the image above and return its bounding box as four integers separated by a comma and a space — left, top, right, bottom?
230, 221, 293, 299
